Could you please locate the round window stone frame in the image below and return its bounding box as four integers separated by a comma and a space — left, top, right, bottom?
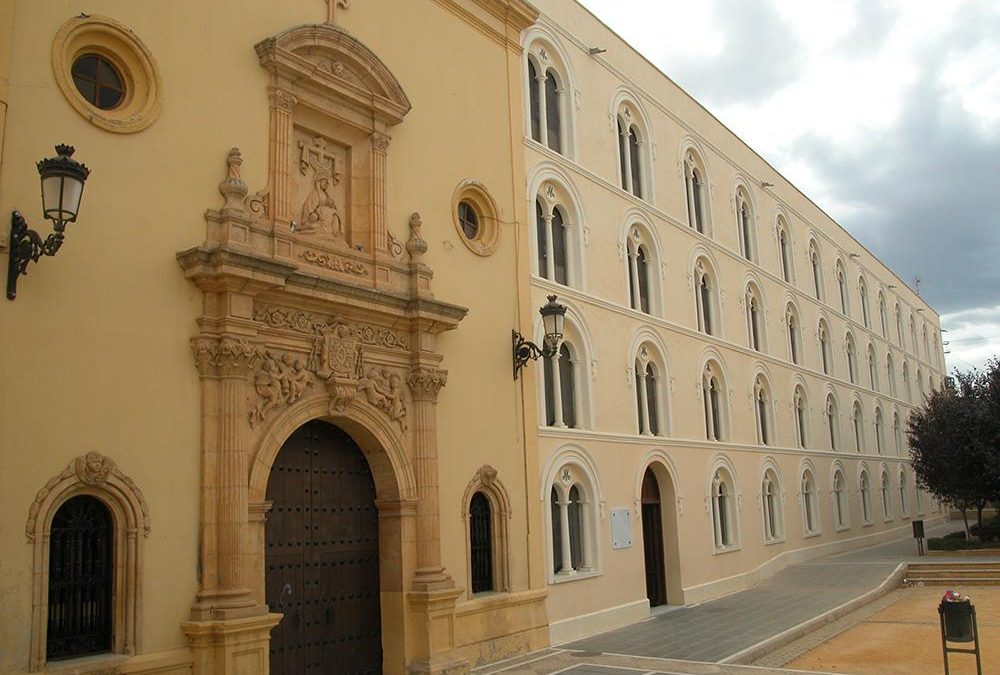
452, 180, 500, 257
52, 15, 163, 133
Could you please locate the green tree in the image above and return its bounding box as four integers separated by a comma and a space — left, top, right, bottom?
907, 364, 999, 538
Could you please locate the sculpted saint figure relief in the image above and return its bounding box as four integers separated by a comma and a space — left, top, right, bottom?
359, 367, 407, 430
299, 173, 343, 238
250, 351, 314, 425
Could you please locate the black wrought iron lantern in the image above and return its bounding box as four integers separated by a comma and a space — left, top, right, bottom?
512, 294, 568, 379
7, 144, 91, 300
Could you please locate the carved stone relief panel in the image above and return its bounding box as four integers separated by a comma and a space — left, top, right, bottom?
294, 130, 348, 242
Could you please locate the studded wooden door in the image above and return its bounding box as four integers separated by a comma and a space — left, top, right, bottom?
266, 420, 382, 675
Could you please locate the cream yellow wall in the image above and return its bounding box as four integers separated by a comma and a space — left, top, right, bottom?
0, 0, 545, 671
523, 0, 946, 638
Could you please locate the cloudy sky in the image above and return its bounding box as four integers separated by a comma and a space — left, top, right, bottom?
577, 0, 1000, 374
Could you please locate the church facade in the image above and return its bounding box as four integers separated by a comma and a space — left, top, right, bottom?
0, 1, 946, 674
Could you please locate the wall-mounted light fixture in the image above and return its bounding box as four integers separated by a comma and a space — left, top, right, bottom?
7, 145, 90, 300
512, 295, 567, 379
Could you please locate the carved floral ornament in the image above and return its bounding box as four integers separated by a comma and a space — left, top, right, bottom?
26, 452, 151, 542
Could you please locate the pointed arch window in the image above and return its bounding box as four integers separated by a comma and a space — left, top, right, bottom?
826, 395, 839, 451
846, 334, 859, 384
836, 261, 849, 315
886, 353, 897, 398
878, 293, 888, 338
895, 304, 904, 346
634, 346, 663, 436
909, 316, 917, 355
711, 468, 738, 550
794, 387, 808, 449
617, 111, 645, 199
469, 492, 494, 593
754, 376, 772, 445
809, 242, 823, 301
899, 471, 910, 517
893, 412, 903, 456
736, 189, 755, 261
702, 362, 725, 441
684, 151, 708, 234
786, 305, 801, 365
874, 407, 885, 455
625, 226, 659, 315
801, 470, 819, 535
902, 361, 912, 402
853, 401, 864, 452
819, 321, 832, 375
833, 470, 848, 529
860, 470, 873, 524
746, 285, 763, 351
859, 279, 871, 328
543, 342, 577, 428
695, 260, 717, 336
762, 470, 782, 541
778, 220, 792, 282
867, 344, 879, 391
880, 471, 892, 520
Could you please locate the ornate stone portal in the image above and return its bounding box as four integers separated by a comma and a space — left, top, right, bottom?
177, 22, 468, 675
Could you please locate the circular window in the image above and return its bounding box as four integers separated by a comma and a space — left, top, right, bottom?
52, 15, 163, 133
458, 201, 480, 240
71, 54, 125, 110
452, 181, 500, 257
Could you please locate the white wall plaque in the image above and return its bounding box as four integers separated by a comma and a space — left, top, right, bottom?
610, 507, 632, 549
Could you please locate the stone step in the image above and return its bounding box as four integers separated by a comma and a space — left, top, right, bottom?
908, 562, 1000, 572
906, 578, 1000, 586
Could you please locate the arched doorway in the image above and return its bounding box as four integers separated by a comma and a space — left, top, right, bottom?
265, 420, 382, 674
640, 468, 667, 607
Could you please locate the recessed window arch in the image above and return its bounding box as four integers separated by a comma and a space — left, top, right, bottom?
623, 218, 662, 315
694, 257, 721, 336
826, 393, 840, 451
613, 93, 652, 200
880, 469, 893, 520
818, 318, 833, 375
683, 145, 710, 235
909, 315, 918, 355
777, 216, 794, 283
852, 400, 865, 453
902, 361, 912, 402
893, 410, 903, 456
867, 343, 879, 391
859, 468, 873, 525
832, 466, 849, 529
462, 465, 512, 596
836, 259, 850, 315
735, 184, 757, 262
753, 373, 774, 446
745, 281, 766, 352
530, 170, 585, 288
539, 309, 592, 430
633, 341, 669, 436
899, 469, 910, 517
523, 33, 575, 157
878, 292, 888, 338
895, 303, 904, 346
874, 405, 885, 455
917, 366, 925, 399
859, 277, 871, 329
702, 358, 729, 441
846, 332, 859, 384
922, 324, 930, 362
808, 239, 824, 301
709, 460, 740, 551
800, 467, 820, 536
761, 462, 784, 543
886, 352, 897, 398
793, 384, 810, 449
547, 458, 599, 579
786, 302, 802, 365
25, 452, 149, 671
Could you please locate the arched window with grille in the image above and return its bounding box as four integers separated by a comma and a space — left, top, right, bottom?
469, 492, 493, 593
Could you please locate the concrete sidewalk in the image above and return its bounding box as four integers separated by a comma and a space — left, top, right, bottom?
476, 521, 999, 674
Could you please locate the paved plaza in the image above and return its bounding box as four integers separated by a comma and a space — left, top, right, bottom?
476, 522, 1000, 675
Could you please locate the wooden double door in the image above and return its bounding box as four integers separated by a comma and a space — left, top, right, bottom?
265, 421, 382, 675
641, 468, 667, 607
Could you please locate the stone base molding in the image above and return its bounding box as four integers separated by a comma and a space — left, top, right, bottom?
181, 614, 282, 675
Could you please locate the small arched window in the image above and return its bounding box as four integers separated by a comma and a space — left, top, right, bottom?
802, 470, 819, 535
902, 361, 912, 402
617, 112, 645, 199
899, 471, 910, 517
853, 401, 865, 452
550, 480, 594, 576
846, 333, 859, 384
859, 278, 871, 328
469, 492, 494, 593
874, 407, 885, 455
794, 386, 809, 449
746, 284, 764, 352
711, 468, 738, 549
695, 259, 718, 336
47, 496, 114, 661
526, 55, 565, 154
909, 316, 918, 355
625, 225, 659, 315
684, 150, 709, 234
836, 260, 849, 315
736, 187, 756, 262
543, 342, 577, 428
880, 471, 892, 520
762, 469, 782, 542
754, 376, 772, 445
860, 470, 873, 524
777, 218, 793, 282
535, 199, 568, 285
895, 304, 904, 345
786, 305, 801, 364
826, 394, 839, 451
819, 320, 832, 375
833, 470, 848, 529
886, 353, 897, 398
893, 412, 903, 456
809, 241, 823, 301
878, 293, 888, 338
867, 344, 879, 391
702, 362, 726, 441
634, 349, 662, 436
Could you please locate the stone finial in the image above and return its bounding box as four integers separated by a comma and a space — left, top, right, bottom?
406, 212, 427, 262
219, 148, 248, 212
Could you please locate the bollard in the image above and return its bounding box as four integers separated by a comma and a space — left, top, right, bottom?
938, 591, 982, 675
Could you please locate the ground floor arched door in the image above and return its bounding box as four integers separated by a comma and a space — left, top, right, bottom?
265, 420, 382, 674
640, 467, 667, 607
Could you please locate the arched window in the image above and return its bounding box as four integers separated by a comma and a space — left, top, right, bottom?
526, 50, 567, 155
616, 109, 646, 199
909, 315, 917, 355
625, 223, 660, 315
826, 394, 839, 451
535, 199, 568, 285
846, 333, 859, 384
819, 320, 832, 375
736, 187, 756, 262
902, 361, 912, 402
702, 361, 727, 441
809, 241, 823, 301
469, 492, 494, 593
777, 218, 793, 282
833, 469, 848, 529
801, 470, 819, 535
853, 401, 865, 453
836, 260, 849, 315
47, 496, 114, 661
684, 149, 709, 234
878, 293, 888, 338
867, 344, 879, 391
746, 284, 764, 352
860, 470, 873, 524
694, 259, 718, 336
762, 468, 782, 542
886, 353, 897, 398
711, 467, 738, 549
899, 470, 910, 517
634, 345, 664, 436
895, 304, 904, 346
917, 367, 925, 399
880, 471, 892, 520
922, 325, 930, 361
543, 342, 577, 428
548, 461, 597, 578
874, 407, 885, 455
915, 482, 924, 514
893, 411, 903, 456
859, 278, 871, 328
786, 304, 801, 364
754, 376, 772, 445
794, 386, 809, 449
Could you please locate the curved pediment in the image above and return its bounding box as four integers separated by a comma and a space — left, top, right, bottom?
256, 24, 411, 127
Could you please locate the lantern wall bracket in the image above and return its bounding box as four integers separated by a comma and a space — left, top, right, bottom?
7, 211, 66, 300
512, 330, 547, 380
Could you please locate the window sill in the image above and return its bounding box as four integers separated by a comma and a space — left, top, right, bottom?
804, 531, 822, 539
764, 536, 785, 546
712, 544, 741, 555
44, 653, 128, 674
549, 568, 600, 585
862, 521, 874, 528
836, 524, 851, 532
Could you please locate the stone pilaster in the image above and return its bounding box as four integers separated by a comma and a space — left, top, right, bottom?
372, 133, 390, 255
268, 89, 297, 226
